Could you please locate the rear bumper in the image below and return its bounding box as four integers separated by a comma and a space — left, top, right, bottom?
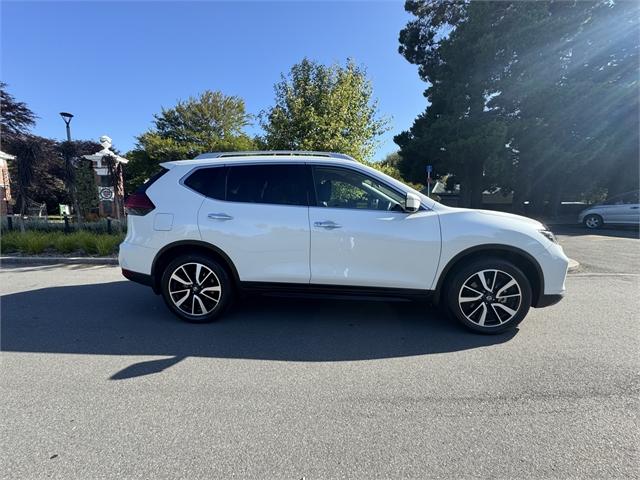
121, 268, 154, 287
533, 293, 564, 308
118, 240, 155, 275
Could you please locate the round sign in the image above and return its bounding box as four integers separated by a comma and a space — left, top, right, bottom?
99, 187, 114, 201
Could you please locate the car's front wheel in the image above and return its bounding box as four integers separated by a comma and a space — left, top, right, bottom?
446, 258, 532, 334
160, 254, 232, 323
583, 214, 603, 229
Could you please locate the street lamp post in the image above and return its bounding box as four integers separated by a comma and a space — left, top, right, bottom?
59, 112, 73, 141
59, 112, 78, 223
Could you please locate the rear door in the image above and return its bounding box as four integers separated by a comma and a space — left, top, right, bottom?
308, 165, 440, 290
190, 163, 313, 284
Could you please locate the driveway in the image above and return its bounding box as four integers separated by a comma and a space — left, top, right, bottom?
1, 229, 638, 479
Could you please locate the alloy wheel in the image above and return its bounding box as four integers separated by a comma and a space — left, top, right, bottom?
458, 269, 522, 327
168, 262, 222, 316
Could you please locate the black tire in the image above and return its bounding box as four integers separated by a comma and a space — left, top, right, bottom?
583, 214, 603, 229
445, 258, 532, 334
160, 254, 232, 323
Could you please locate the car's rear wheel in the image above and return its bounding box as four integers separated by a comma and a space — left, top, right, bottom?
446, 258, 532, 334
160, 254, 232, 323
583, 214, 603, 229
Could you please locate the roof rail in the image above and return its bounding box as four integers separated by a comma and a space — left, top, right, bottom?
193, 150, 356, 162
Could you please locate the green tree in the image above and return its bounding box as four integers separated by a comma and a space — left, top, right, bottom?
123, 149, 158, 194
2, 84, 105, 215
75, 159, 98, 218
57, 140, 101, 221
0, 82, 37, 141
365, 152, 423, 191
396, 1, 509, 208
491, 1, 639, 213
127, 90, 256, 191
1, 83, 38, 218
8, 135, 41, 219
397, 0, 639, 212
262, 58, 389, 162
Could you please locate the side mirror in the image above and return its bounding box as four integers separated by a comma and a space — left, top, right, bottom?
405, 192, 421, 213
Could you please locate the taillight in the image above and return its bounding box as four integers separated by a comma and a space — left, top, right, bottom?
124, 192, 156, 216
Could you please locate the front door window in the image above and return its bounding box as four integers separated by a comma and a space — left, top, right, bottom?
312, 166, 405, 212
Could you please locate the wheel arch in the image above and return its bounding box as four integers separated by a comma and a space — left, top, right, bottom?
150, 240, 240, 294
435, 244, 544, 307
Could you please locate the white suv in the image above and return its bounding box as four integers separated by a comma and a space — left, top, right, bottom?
119, 151, 569, 334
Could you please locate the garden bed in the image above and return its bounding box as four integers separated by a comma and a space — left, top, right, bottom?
0, 231, 124, 256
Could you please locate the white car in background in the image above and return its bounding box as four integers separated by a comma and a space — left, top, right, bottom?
119, 151, 569, 334
578, 190, 640, 229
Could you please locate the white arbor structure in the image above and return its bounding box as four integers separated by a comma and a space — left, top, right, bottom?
83, 135, 128, 218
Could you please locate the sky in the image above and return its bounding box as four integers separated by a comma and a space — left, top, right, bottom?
1, 1, 427, 160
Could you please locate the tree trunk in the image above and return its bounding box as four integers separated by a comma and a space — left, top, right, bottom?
73, 187, 82, 226
469, 160, 484, 209
548, 180, 563, 219
459, 170, 471, 208
459, 160, 484, 209
528, 185, 546, 216
512, 171, 528, 215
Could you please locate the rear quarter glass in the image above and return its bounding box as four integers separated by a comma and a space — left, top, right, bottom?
183, 166, 227, 199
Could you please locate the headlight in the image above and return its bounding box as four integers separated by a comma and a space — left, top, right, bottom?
539, 229, 557, 243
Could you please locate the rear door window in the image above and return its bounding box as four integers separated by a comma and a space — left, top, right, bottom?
226, 164, 311, 206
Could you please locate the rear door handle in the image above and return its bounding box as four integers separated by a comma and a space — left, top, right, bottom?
208, 213, 233, 221
314, 220, 342, 230
630, 206, 639, 209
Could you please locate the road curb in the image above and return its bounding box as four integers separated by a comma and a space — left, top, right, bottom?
1, 256, 118, 266
568, 258, 580, 272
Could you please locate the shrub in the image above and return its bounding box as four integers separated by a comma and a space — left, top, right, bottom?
95, 235, 122, 256
22, 232, 53, 254
53, 233, 78, 253
1, 231, 22, 253
0, 217, 126, 234
75, 231, 98, 254
0, 231, 124, 256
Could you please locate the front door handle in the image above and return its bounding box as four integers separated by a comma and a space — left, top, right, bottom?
314, 220, 342, 230
208, 213, 233, 221
630, 206, 639, 209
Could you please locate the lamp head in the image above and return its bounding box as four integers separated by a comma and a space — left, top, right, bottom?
59, 112, 74, 123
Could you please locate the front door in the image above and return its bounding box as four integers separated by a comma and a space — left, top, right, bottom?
620, 191, 640, 224
197, 163, 313, 283
308, 165, 441, 290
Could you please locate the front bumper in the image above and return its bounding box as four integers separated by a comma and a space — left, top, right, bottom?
533, 293, 564, 308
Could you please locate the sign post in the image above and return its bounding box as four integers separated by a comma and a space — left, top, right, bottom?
426, 165, 433, 198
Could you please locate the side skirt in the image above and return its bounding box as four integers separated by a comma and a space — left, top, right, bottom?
239, 282, 433, 303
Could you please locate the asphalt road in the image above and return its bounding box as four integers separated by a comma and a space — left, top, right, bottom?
1, 227, 638, 479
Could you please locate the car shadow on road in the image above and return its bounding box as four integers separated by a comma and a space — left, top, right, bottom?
1, 281, 516, 379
